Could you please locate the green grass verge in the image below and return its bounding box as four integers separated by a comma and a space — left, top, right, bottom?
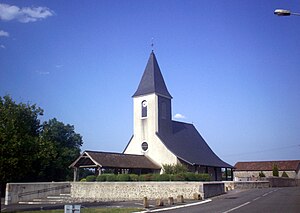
16, 208, 143, 213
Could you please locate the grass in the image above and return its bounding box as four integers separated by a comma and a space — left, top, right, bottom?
15, 208, 143, 213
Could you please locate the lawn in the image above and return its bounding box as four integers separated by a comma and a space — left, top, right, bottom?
15, 208, 143, 213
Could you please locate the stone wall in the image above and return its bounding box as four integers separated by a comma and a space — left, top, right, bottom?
224, 181, 270, 191
267, 177, 298, 187
5, 182, 71, 205
70, 182, 225, 202
233, 171, 297, 181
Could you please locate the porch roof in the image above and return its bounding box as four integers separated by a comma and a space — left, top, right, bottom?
70, 150, 161, 170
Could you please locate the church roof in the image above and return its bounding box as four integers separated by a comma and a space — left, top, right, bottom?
70, 150, 161, 170
133, 52, 172, 98
157, 121, 233, 168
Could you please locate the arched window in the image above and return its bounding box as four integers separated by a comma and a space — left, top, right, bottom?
141, 100, 147, 118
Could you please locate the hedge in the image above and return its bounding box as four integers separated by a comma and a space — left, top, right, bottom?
83, 173, 210, 182
86, 175, 96, 182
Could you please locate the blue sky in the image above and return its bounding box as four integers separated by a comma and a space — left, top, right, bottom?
1, 0, 299, 165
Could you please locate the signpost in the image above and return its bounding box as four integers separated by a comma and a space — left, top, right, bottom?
64, 205, 81, 213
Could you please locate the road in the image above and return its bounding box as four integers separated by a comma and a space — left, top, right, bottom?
2, 187, 300, 212
161, 187, 300, 213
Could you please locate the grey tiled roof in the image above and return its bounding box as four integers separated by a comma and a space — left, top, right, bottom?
158, 121, 233, 168
133, 52, 172, 98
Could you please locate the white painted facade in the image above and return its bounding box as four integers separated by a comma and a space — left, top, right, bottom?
124, 93, 177, 168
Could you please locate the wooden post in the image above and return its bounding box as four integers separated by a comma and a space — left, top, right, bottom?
143, 197, 149, 208
168, 197, 174, 205
73, 168, 78, 182
97, 167, 102, 176
193, 193, 201, 200
156, 198, 164, 206
177, 195, 184, 203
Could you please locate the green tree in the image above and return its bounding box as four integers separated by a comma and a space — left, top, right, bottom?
38, 118, 83, 181
272, 164, 279, 177
0, 95, 43, 183
0, 95, 83, 187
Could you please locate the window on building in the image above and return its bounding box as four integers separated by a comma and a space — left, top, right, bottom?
141, 142, 148, 151
141, 100, 147, 118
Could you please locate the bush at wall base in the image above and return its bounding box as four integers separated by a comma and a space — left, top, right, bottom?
81, 173, 210, 182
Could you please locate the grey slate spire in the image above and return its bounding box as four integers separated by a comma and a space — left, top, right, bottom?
133, 52, 172, 99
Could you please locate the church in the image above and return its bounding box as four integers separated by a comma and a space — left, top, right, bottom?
70, 52, 233, 181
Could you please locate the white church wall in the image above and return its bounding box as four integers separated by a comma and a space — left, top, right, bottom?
124, 94, 177, 168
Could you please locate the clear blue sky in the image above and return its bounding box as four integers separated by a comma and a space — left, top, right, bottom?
1, 0, 299, 165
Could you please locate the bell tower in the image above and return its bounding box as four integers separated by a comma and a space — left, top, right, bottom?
132, 51, 172, 139
124, 52, 176, 159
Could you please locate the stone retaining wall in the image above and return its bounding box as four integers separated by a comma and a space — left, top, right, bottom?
224, 181, 270, 191
267, 177, 298, 187
5, 182, 71, 205
70, 182, 225, 202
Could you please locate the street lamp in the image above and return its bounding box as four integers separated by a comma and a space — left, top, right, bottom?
274, 9, 300, 16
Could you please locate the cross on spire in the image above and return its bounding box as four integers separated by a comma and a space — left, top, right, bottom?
151, 37, 154, 52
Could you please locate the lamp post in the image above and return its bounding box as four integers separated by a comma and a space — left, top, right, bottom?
274, 9, 300, 16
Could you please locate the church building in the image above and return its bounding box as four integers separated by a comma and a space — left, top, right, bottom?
70, 52, 233, 181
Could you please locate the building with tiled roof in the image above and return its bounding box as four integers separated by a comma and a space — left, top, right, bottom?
233, 160, 300, 181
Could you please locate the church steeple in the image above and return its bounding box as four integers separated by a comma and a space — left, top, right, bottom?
133, 52, 172, 99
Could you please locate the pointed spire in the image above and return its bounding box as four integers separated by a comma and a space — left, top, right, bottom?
133, 52, 172, 99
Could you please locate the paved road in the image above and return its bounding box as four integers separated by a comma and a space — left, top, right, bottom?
162, 187, 300, 213
2, 187, 300, 212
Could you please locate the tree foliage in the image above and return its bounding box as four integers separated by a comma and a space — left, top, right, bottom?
0, 95, 83, 185
38, 118, 83, 181
272, 164, 279, 177
259, 171, 266, 178
0, 95, 43, 183
281, 171, 289, 178
162, 164, 188, 174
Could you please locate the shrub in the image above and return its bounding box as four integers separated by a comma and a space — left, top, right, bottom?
185, 172, 197, 181
106, 174, 117, 182
150, 174, 161, 181
170, 173, 185, 181
80, 178, 86, 182
281, 171, 289, 178
173, 164, 188, 174
162, 164, 174, 174
272, 164, 279, 177
159, 174, 171, 181
162, 164, 188, 174
195, 173, 210, 181
96, 174, 108, 182
259, 171, 266, 178
139, 174, 153, 181
117, 174, 131, 181
129, 174, 139, 181
85, 175, 96, 182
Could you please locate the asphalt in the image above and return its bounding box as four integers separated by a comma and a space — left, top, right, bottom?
4, 187, 298, 213
0, 197, 206, 212
155, 187, 300, 213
